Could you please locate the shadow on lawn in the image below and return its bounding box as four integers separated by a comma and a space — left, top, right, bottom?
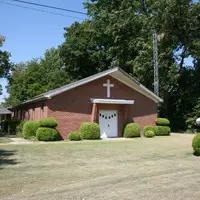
0, 149, 18, 169
193, 151, 200, 157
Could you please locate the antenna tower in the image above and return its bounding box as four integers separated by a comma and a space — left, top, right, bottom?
153, 31, 159, 96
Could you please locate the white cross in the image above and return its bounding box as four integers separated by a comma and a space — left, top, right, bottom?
103, 79, 114, 98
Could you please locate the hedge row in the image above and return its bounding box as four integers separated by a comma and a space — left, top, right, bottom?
4, 117, 171, 142
143, 125, 171, 136
68, 119, 171, 141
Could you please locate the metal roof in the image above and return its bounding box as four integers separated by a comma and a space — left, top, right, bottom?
12, 67, 163, 107
0, 108, 12, 114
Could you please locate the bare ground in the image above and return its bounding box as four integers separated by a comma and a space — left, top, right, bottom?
0, 133, 199, 200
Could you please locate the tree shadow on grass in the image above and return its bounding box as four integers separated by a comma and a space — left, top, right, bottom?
0, 149, 18, 169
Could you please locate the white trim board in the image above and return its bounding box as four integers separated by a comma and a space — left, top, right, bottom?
91, 98, 134, 104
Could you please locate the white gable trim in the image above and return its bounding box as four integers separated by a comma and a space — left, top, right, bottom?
43, 68, 118, 98
110, 68, 163, 103
91, 98, 135, 104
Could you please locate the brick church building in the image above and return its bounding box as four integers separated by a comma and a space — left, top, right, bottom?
11, 67, 163, 139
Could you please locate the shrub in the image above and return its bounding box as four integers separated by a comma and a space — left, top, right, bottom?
144, 130, 155, 138
124, 123, 140, 138
39, 118, 57, 128
155, 126, 171, 136
192, 133, 200, 156
143, 125, 157, 134
68, 132, 82, 141
22, 121, 40, 139
80, 122, 100, 140
156, 118, 170, 126
0, 120, 8, 132
1, 119, 21, 134
16, 121, 26, 137
36, 127, 61, 141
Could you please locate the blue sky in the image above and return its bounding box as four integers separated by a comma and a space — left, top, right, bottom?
0, 0, 87, 102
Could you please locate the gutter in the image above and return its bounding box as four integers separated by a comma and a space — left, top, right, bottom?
11, 96, 49, 108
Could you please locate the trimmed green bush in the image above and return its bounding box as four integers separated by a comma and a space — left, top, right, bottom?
16, 121, 26, 137
144, 130, 155, 138
124, 123, 140, 138
22, 121, 40, 139
192, 133, 200, 156
36, 127, 60, 141
155, 126, 171, 136
143, 125, 157, 134
68, 132, 82, 141
80, 122, 100, 140
156, 118, 170, 126
39, 118, 57, 128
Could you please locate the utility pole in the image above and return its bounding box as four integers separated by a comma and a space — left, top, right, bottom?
153, 31, 159, 96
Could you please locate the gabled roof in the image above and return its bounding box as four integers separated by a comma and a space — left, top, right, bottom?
13, 67, 163, 107
0, 108, 12, 114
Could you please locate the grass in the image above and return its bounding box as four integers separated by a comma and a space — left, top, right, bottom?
0, 137, 12, 143
0, 133, 200, 200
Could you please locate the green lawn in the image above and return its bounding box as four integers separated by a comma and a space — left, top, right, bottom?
0, 134, 199, 200
0, 137, 12, 143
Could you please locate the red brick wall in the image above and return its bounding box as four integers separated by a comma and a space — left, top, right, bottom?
13, 101, 48, 121
47, 75, 157, 139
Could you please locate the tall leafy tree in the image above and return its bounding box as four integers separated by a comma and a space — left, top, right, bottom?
60, 0, 200, 130
5, 0, 200, 130
0, 35, 11, 95
5, 48, 70, 106
60, 20, 111, 80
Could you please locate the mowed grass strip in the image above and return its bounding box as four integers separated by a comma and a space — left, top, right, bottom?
0, 137, 12, 143
0, 134, 199, 200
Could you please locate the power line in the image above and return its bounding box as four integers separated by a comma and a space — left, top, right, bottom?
9, 0, 87, 15
0, 1, 85, 20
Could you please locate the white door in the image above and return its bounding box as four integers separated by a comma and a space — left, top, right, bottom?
99, 110, 118, 138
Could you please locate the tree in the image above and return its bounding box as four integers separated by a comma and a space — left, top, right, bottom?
0, 35, 11, 95
5, 48, 70, 106
5, 0, 200, 130
59, 20, 111, 80
60, 0, 200, 130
